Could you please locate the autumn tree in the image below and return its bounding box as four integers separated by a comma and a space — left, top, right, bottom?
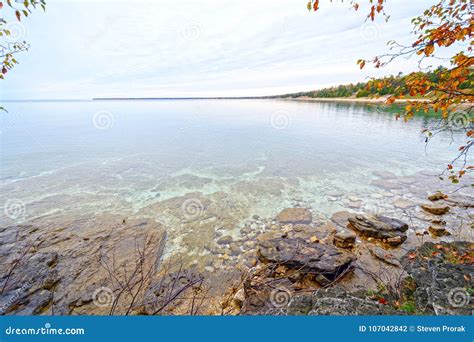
0, 0, 46, 111
307, 0, 473, 184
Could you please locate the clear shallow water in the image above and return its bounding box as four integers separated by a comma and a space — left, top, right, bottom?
0, 99, 470, 226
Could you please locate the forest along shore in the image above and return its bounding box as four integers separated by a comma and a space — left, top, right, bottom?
282, 96, 431, 104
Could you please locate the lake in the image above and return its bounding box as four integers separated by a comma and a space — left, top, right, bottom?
1, 98, 473, 314
0, 99, 468, 224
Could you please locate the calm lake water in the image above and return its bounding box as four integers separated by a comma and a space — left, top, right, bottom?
0, 99, 470, 227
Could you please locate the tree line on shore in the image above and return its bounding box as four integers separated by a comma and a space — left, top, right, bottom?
278, 66, 472, 99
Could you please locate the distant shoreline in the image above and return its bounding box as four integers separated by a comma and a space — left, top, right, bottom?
1, 96, 433, 103
92, 96, 430, 104
92, 97, 267, 101
280, 96, 431, 104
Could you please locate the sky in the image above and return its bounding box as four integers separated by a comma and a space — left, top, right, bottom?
1, 0, 442, 99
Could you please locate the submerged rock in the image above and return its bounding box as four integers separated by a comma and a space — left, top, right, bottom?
428, 191, 448, 202
257, 237, 355, 280
276, 208, 312, 225
347, 215, 408, 246
428, 225, 451, 237
333, 231, 356, 249
421, 204, 450, 215
217, 235, 233, 245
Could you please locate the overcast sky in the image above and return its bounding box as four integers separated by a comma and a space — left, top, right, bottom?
1, 0, 441, 99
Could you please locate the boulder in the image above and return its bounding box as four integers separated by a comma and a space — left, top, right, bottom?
330, 211, 355, 229
276, 208, 312, 225
232, 288, 245, 308
347, 215, 408, 245
421, 204, 450, 215
333, 231, 356, 249
393, 198, 416, 210
428, 225, 451, 237
257, 237, 355, 280
428, 191, 448, 201
217, 235, 233, 245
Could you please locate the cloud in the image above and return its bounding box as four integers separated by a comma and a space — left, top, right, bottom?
1, 0, 440, 99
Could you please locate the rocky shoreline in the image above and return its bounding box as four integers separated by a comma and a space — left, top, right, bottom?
0, 189, 472, 316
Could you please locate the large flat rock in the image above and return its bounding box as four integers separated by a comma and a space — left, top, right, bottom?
347, 214, 408, 246
257, 237, 355, 278
276, 208, 312, 224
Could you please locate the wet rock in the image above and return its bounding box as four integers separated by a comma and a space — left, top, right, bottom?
393, 198, 416, 210
398, 176, 417, 185
347, 201, 363, 209
240, 226, 252, 235
428, 225, 451, 237
244, 257, 258, 268
401, 241, 473, 315
428, 191, 448, 201
330, 211, 355, 229
204, 266, 215, 273
229, 243, 241, 256
217, 235, 233, 245
333, 231, 356, 249
431, 219, 446, 225
373, 171, 397, 179
257, 237, 355, 280
367, 246, 401, 267
276, 208, 312, 225
386, 236, 404, 246
421, 204, 450, 215
371, 179, 403, 190
244, 240, 256, 249
347, 215, 408, 245
233, 288, 245, 308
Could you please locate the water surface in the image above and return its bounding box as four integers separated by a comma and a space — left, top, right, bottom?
0, 99, 470, 228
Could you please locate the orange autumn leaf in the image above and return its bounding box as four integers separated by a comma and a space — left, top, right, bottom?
313, 0, 319, 11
